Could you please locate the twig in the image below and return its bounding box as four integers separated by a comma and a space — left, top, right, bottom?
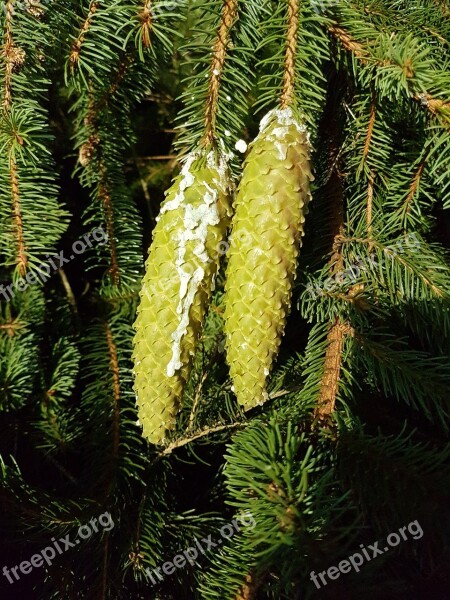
58, 269, 78, 316
280, 0, 299, 108
69, 1, 100, 67
188, 371, 208, 431
203, 0, 239, 146
152, 421, 247, 465
314, 319, 354, 422
98, 166, 120, 286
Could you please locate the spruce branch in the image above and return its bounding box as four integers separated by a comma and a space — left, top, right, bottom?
0, 1, 69, 274
98, 166, 120, 287
362, 92, 376, 164
139, 0, 153, 48
69, 0, 100, 70
314, 319, 354, 422
202, 0, 238, 146
432, 0, 450, 18
404, 159, 426, 216
328, 21, 450, 129
9, 154, 27, 275
105, 321, 121, 468
328, 23, 368, 61
100, 534, 109, 600
235, 573, 262, 600
58, 268, 78, 317
187, 371, 208, 431
313, 77, 355, 424
3, 2, 26, 275
153, 421, 247, 463
366, 170, 375, 240
3, 0, 15, 110
280, 0, 299, 109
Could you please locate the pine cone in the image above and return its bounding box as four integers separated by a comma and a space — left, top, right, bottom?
133, 150, 232, 444
223, 108, 313, 409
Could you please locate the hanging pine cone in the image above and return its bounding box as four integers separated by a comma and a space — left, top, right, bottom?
223, 108, 313, 409
133, 150, 232, 444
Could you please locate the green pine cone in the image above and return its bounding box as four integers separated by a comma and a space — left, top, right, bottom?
223, 108, 313, 409
133, 150, 232, 444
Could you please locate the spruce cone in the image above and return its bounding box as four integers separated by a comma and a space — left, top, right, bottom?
223, 108, 313, 409
133, 150, 232, 444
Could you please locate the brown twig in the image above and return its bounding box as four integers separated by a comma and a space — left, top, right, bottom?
328, 24, 369, 62
0, 319, 23, 337
432, 0, 450, 17
203, 0, 238, 146
188, 371, 208, 431
95, 52, 134, 112
236, 573, 262, 600
2, 3, 28, 274
58, 269, 78, 316
404, 160, 425, 214
328, 24, 450, 128
314, 319, 354, 422
10, 157, 27, 276
366, 170, 375, 241
363, 94, 376, 162
314, 71, 354, 424
100, 533, 109, 600
3, 1, 15, 109
105, 322, 121, 464
139, 0, 153, 48
415, 93, 450, 118
69, 1, 100, 67
98, 167, 120, 286
152, 421, 247, 465
280, 0, 299, 109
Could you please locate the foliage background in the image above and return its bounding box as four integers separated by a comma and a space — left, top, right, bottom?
0, 0, 450, 599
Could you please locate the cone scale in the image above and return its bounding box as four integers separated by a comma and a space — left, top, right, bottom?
223, 108, 313, 409
133, 150, 232, 444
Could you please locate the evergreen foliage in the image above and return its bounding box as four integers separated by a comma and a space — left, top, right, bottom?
0, 1, 449, 599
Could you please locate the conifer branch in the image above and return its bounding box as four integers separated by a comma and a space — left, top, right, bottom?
235, 573, 261, 600
58, 269, 78, 316
0, 318, 23, 337
203, 0, 238, 146
328, 24, 368, 62
328, 23, 450, 128
314, 79, 354, 423
153, 422, 247, 463
404, 160, 425, 215
10, 156, 27, 275
139, 0, 153, 48
2, 2, 27, 274
416, 93, 450, 118
432, 0, 450, 17
366, 170, 375, 239
105, 321, 121, 463
363, 95, 376, 162
314, 319, 354, 421
69, 1, 100, 68
340, 235, 447, 298
98, 52, 134, 109
280, 0, 299, 109
98, 168, 120, 286
188, 371, 208, 431
3, 0, 15, 110
100, 533, 109, 600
